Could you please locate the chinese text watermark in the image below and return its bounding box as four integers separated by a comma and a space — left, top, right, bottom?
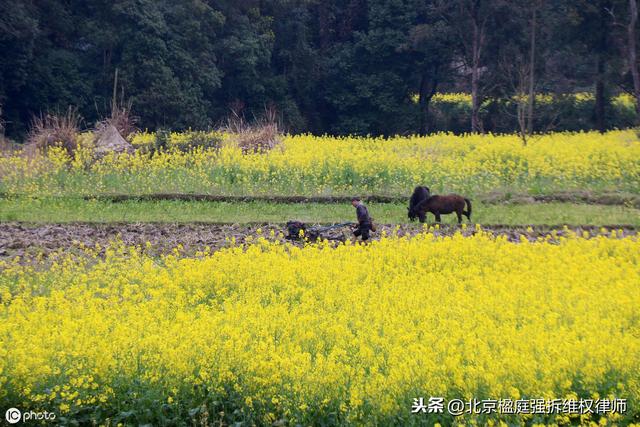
411, 397, 627, 416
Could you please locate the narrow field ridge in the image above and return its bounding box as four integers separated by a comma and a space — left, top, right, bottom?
1, 222, 637, 262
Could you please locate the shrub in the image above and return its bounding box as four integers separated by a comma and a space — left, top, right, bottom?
224, 105, 283, 153
169, 130, 223, 152
27, 108, 82, 156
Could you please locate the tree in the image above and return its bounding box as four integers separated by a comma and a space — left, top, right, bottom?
437, 0, 512, 133
403, 2, 455, 135
317, 0, 421, 135
546, 1, 617, 132
498, 1, 542, 143
627, 0, 640, 123
0, 0, 635, 136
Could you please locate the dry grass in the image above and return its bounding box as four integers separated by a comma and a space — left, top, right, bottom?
0, 103, 5, 138
0, 104, 13, 154
101, 100, 138, 140
0, 138, 19, 154
27, 107, 82, 156
0, 138, 10, 154
223, 105, 282, 153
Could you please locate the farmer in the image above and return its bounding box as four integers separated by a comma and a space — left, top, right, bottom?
351, 197, 373, 241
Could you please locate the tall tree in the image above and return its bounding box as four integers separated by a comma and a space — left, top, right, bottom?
628, 0, 640, 122
403, 1, 455, 135
526, 1, 541, 136
594, 0, 614, 132
0, 0, 635, 136
0, 0, 38, 134
438, 0, 511, 133
319, 0, 420, 135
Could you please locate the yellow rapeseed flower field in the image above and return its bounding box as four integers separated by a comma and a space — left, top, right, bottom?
0, 130, 638, 196
0, 230, 638, 425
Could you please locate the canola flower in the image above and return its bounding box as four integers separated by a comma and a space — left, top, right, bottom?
0, 130, 638, 197
0, 230, 638, 425
414, 92, 634, 108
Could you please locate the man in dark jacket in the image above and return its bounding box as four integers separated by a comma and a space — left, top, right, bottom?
351, 197, 372, 241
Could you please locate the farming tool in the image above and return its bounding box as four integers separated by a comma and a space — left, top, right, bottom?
286, 221, 355, 241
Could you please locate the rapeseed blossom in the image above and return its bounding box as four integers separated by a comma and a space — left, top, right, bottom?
0, 231, 638, 425
0, 131, 637, 196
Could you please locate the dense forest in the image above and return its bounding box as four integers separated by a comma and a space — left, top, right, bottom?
1, 0, 639, 137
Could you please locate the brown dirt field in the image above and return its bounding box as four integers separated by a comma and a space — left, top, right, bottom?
0, 222, 637, 262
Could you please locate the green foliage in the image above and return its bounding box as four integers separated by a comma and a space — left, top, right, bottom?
132, 130, 223, 154
0, 0, 638, 136
2, 197, 639, 225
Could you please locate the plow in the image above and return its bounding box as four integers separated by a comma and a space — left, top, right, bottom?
286, 221, 355, 241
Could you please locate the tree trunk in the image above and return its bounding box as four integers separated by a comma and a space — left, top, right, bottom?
594, 0, 610, 133
470, 12, 482, 133
526, 3, 537, 136
595, 57, 606, 132
629, 0, 640, 123
517, 98, 527, 145
418, 73, 438, 136
419, 99, 432, 136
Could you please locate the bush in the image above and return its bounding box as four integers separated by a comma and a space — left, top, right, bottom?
27, 108, 82, 156
169, 130, 224, 152
129, 130, 225, 154
223, 106, 283, 153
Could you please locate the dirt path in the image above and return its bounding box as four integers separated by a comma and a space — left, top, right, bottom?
0, 222, 637, 262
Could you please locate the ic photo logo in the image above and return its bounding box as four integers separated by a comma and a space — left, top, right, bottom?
5, 408, 21, 424
5, 407, 56, 424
